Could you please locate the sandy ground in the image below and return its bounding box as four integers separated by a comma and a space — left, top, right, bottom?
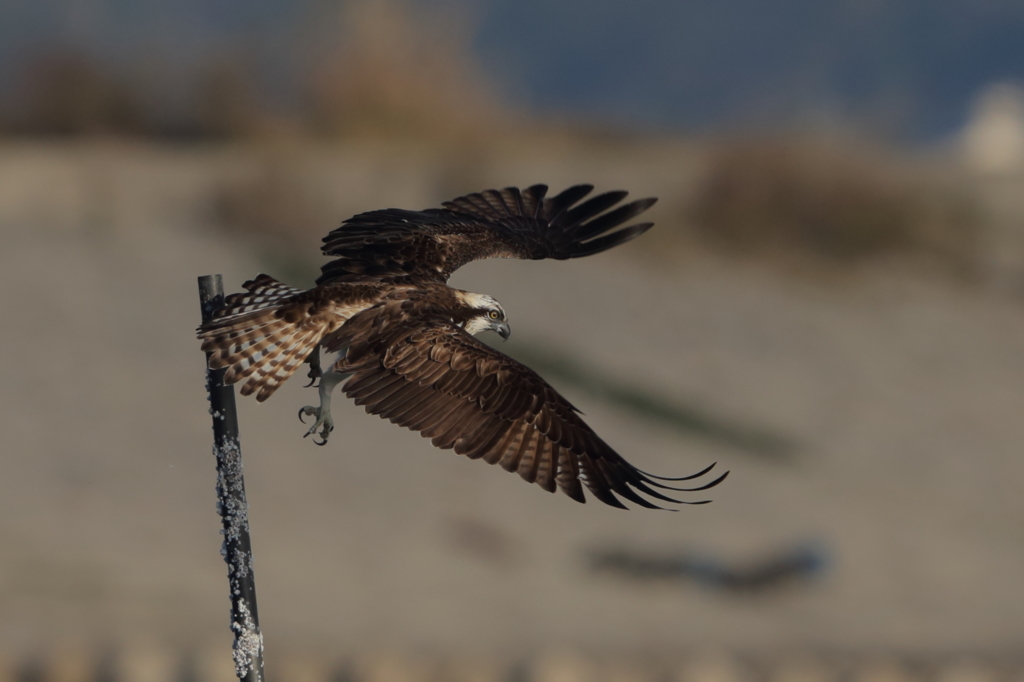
1, 141, 1023, 666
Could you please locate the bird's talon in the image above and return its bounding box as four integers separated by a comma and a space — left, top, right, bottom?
298, 405, 333, 444
310, 421, 332, 445
298, 405, 318, 424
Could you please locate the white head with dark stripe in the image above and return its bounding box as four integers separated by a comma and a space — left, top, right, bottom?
453, 291, 511, 340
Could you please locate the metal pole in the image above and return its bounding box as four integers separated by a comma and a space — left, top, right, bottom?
198, 275, 265, 682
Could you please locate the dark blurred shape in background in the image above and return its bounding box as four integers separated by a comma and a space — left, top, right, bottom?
10, 50, 147, 136
587, 542, 828, 593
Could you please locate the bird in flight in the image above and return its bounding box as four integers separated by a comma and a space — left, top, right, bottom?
198, 184, 727, 509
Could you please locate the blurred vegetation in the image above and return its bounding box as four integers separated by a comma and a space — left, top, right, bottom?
8, 51, 148, 137
195, 61, 265, 139
0, 0, 501, 141
686, 139, 981, 274
304, 0, 502, 139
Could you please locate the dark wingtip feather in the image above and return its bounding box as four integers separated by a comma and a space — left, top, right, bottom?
570, 223, 653, 258
566, 486, 587, 504
555, 184, 594, 201
569, 197, 659, 241
546, 184, 594, 222
523, 184, 549, 218
636, 461, 718, 481
595, 491, 630, 510
612, 461, 728, 509
643, 469, 730, 493
562, 191, 629, 227
630, 480, 685, 505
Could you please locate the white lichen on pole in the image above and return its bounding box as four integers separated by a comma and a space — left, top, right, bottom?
199, 275, 265, 682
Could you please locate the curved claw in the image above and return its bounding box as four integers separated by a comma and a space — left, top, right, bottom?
309, 420, 334, 445
299, 405, 333, 444
303, 349, 323, 388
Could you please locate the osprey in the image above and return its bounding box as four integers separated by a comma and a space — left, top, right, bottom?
198, 184, 727, 509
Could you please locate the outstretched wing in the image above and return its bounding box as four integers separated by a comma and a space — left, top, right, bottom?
317, 184, 657, 285
330, 302, 726, 510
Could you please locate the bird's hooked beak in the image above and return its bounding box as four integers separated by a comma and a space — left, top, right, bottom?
495, 320, 511, 341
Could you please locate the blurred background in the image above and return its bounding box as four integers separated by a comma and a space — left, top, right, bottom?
2, 0, 1024, 680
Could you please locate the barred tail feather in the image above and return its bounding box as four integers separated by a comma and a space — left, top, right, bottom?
241, 325, 323, 401
199, 303, 326, 402
214, 274, 305, 321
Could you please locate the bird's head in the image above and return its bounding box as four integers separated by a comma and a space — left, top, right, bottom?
454, 291, 511, 340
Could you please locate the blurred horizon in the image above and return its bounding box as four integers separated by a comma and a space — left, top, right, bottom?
1, 0, 1023, 141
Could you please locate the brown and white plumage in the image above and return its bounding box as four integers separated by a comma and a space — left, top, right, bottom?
328, 296, 726, 509
198, 184, 727, 509
200, 276, 383, 400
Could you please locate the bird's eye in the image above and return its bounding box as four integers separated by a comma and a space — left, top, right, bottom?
489, 310, 499, 319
